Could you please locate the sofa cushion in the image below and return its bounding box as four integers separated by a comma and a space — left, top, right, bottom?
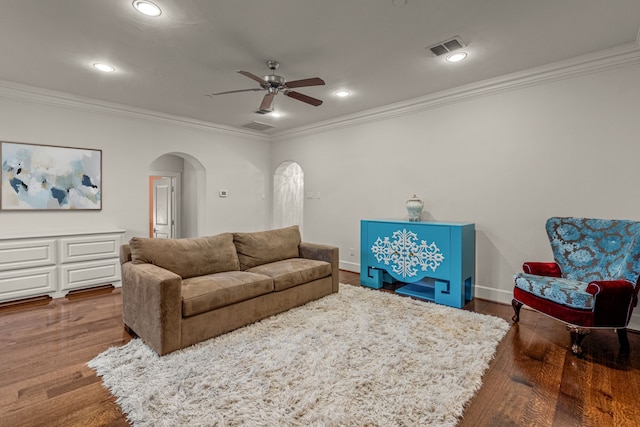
181, 271, 274, 317
246, 258, 332, 291
233, 226, 301, 270
129, 234, 240, 279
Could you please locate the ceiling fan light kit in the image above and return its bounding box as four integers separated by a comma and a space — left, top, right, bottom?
210, 60, 325, 113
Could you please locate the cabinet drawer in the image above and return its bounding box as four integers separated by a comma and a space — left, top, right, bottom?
0, 239, 56, 272
0, 266, 57, 302
59, 259, 120, 291
59, 234, 121, 264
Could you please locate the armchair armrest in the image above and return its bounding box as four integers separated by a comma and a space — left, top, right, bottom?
121, 261, 182, 355
523, 262, 562, 277
299, 242, 339, 293
586, 280, 636, 327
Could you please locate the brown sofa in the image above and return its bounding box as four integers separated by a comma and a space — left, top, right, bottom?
119, 226, 338, 355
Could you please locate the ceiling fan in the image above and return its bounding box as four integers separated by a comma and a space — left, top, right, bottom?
207, 60, 325, 112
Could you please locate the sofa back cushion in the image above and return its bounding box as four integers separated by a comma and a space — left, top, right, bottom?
233, 226, 301, 270
129, 233, 240, 279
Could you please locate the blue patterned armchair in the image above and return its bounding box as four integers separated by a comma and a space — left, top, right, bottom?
512, 217, 640, 357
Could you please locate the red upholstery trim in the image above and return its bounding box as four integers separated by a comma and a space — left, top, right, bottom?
586, 280, 635, 327
513, 287, 594, 327
522, 262, 562, 277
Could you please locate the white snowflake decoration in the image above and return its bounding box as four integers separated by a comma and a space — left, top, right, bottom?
371, 228, 445, 279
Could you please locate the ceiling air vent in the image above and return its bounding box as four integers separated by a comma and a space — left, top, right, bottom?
241, 121, 276, 131
426, 36, 466, 57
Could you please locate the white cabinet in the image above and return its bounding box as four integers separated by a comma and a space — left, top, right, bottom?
0, 230, 125, 302
58, 234, 122, 291
0, 266, 58, 302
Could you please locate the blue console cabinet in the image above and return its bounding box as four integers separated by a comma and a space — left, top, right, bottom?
360, 219, 475, 308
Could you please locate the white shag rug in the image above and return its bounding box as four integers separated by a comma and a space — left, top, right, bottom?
89, 284, 509, 427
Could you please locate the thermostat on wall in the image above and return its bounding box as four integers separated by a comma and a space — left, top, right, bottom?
219, 190, 227, 198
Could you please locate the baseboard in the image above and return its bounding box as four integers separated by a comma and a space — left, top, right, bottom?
473, 285, 514, 305
339, 260, 359, 273
628, 312, 640, 332
339, 261, 640, 332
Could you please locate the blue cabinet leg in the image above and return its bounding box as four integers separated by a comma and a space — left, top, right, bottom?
360, 267, 384, 289
465, 277, 474, 301
435, 279, 464, 308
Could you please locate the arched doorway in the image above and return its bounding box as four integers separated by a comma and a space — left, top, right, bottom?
273, 161, 304, 231
149, 153, 206, 238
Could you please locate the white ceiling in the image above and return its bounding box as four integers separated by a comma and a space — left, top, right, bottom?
1, 0, 639, 135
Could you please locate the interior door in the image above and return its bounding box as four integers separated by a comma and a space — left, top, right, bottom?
153, 177, 174, 239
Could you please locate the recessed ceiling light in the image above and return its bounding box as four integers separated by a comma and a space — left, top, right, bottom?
93, 63, 115, 72
446, 52, 467, 63
271, 111, 281, 118
133, 0, 162, 17
335, 90, 351, 97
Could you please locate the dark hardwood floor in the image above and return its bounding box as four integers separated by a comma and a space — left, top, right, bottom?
1, 270, 639, 426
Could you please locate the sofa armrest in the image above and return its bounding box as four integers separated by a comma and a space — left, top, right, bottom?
587, 280, 636, 327
119, 243, 132, 265
522, 262, 562, 277
121, 261, 183, 355
299, 242, 339, 293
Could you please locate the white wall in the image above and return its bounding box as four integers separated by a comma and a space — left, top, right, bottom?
2, 50, 640, 328
271, 61, 640, 322
0, 94, 272, 241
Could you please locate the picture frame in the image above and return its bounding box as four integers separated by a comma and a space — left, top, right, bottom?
0, 141, 102, 210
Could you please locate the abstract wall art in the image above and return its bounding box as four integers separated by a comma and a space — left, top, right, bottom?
1, 141, 102, 210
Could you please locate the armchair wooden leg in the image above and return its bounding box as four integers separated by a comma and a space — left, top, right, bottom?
512, 299, 523, 323
567, 326, 590, 358
617, 329, 630, 355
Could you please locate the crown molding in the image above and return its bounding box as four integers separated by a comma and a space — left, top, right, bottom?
273, 43, 640, 140
0, 80, 269, 141
1, 43, 639, 143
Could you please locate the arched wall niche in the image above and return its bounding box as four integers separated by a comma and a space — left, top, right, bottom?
273, 161, 304, 233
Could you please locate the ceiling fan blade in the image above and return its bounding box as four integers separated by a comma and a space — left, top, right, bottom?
259, 93, 275, 111
285, 77, 325, 88
285, 91, 323, 106
237, 70, 268, 85
208, 88, 264, 96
